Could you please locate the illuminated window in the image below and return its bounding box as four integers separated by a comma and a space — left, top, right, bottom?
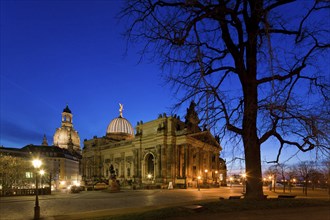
26, 172, 33, 178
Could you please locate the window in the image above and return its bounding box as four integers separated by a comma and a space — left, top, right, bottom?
25, 172, 33, 178
212, 155, 216, 162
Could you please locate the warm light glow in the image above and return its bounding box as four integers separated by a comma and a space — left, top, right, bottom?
39, 170, 45, 176
197, 176, 201, 180
293, 178, 296, 182
32, 159, 42, 169
215, 170, 218, 174
72, 180, 80, 186
242, 173, 246, 178
268, 176, 272, 180
263, 178, 266, 181
60, 181, 66, 185
229, 177, 233, 181
204, 169, 208, 173
147, 174, 152, 179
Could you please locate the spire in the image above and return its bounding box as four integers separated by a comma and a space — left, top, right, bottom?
42, 134, 48, 146
185, 101, 201, 133
63, 104, 72, 113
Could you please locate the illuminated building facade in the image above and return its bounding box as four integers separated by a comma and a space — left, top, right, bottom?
0, 105, 82, 190
53, 105, 81, 154
82, 102, 225, 188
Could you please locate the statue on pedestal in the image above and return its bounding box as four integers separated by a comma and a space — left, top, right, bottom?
108, 164, 120, 192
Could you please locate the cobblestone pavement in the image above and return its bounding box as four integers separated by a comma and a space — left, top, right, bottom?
0, 187, 328, 220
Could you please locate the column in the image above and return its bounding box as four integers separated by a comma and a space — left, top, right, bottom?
121, 152, 125, 178
156, 145, 162, 179
166, 145, 173, 180
183, 145, 187, 178
133, 149, 138, 178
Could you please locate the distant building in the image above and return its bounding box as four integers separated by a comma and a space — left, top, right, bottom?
82, 102, 226, 188
53, 105, 81, 154
0, 105, 82, 190
0, 144, 81, 190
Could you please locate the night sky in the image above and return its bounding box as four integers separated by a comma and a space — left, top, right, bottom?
1, 0, 174, 145
0, 0, 325, 171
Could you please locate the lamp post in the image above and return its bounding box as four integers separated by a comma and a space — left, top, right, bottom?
197, 176, 201, 191
242, 173, 246, 193
204, 169, 208, 185
215, 170, 218, 185
229, 177, 233, 188
268, 176, 272, 191
39, 170, 45, 189
32, 159, 42, 220
147, 173, 152, 184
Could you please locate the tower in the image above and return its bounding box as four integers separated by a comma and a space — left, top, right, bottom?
53, 105, 81, 153
61, 105, 73, 128
41, 134, 48, 146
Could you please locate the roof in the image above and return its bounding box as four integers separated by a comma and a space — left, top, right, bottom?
63, 105, 72, 113
106, 117, 134, 136
21, 144, 82, 160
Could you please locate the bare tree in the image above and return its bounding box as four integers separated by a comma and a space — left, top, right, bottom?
264, 164, 280, 192
286, 166, 297, 192
296, 161, 316, 196
277, 163, 289, 193
121, 0, 330, 199
321, 159, 330, 196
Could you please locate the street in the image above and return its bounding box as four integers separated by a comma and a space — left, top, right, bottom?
0, 186, 328, 220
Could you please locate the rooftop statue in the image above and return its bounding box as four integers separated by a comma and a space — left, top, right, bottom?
119, 103, 123, 118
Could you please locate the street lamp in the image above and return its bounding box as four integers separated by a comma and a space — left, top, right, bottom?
215, 170, 218, 184
197, 176, 201, 191
204, 169, 208, 185
147, 173, 152, 184
32, 159, 42, 220
241, 173, 246, 193
39, 170, 45, 189
268, 175, 272, 191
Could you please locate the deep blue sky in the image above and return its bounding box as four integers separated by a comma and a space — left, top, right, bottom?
0, 0, 323, 171
1, 0, 175, 145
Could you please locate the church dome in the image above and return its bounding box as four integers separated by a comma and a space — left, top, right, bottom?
53, 105, 81, 153
106, 104, 134, 140
53, 127, 80, 150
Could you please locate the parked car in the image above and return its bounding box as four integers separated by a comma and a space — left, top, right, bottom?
70, 185, 80, 193
94, 182, 108, 190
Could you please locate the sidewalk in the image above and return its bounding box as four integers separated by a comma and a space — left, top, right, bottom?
169, 206, 330, 220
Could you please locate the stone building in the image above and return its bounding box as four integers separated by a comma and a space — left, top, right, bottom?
0, 105, 82, 190
82, 102, 225, 188
53, 105, 81, 154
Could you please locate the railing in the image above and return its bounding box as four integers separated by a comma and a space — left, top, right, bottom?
0, 188, 51, 197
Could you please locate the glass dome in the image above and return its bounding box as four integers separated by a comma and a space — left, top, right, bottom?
106, 116, 134, 140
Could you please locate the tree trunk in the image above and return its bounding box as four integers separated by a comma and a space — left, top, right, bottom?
240, 0, 264, 200
242, 80, 264, 199
243, 130, 263, 199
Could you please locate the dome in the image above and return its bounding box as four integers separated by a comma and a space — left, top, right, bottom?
53, 127, 81, 151
106, 116, 134, 140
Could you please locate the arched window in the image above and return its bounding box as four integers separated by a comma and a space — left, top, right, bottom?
146, 154, 154, 175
